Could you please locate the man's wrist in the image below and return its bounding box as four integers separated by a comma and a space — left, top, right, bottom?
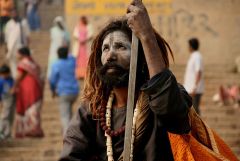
139, 28, 155, 42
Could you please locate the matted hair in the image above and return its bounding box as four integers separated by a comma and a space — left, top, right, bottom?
82, 18, 173, 117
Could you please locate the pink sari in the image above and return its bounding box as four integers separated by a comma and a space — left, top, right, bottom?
75, 24, 88, 79
15, 57, 44, 138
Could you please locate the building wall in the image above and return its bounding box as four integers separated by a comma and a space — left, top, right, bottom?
65, 0, 240, 65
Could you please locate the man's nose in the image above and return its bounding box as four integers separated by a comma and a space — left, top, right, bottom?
107, 49, 117, 62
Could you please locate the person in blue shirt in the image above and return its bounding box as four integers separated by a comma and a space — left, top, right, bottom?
0, 64, 15, 140
49, 47, 79, 135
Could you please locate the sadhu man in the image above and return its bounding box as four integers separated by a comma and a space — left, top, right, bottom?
59, 0, 238, 160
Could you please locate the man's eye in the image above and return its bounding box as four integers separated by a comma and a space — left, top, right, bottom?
103, 46, 109, 51
117, 44, 126, 50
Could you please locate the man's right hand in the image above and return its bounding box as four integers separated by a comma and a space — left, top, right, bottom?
126, 0, 154, 41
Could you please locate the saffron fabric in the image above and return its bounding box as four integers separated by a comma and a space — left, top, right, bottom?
169, 108, 238, 161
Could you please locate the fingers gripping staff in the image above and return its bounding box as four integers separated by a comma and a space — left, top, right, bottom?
123, 0, 143, 161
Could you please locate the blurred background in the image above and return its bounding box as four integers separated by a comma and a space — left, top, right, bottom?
0, 0, 240, 160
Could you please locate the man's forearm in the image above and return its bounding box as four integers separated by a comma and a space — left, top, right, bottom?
140, 32, 166, 78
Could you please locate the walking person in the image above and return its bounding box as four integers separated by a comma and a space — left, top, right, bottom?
13, 47, 44, 138
184, 38, 204, 114
49, 47, 79, 135
0, 0, 14, 44
24, 0, 41, 31
73, 16, 94, 79
0, 64, 15, 140
4, 9, 30, 78
47, 16, 70, 78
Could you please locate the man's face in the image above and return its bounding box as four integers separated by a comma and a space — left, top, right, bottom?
101, 31, 131, 71
98, 30, 131, 87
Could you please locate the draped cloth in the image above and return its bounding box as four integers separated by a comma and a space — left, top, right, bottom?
118, 93, 238, 161
15, 57, 44, 138
169, 108, 239, 161
16, 57, 43, 115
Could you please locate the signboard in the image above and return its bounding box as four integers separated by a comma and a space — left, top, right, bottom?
65, 0, 172, 15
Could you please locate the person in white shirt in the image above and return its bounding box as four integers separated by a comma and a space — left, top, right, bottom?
184, 38, 204, 114
4, 9, 30, 78
47, 16, 70, 78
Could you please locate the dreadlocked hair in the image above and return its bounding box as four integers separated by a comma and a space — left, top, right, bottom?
82, 18, 174, 118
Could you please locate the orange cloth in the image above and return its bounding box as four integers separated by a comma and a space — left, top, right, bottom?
0, 0, 14, 17
169, 133, 238, 161
168, 108, 239, 161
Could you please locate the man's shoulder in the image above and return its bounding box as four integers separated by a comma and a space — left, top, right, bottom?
68, 55, 76, 61
192, 51, 202, 59
77, 100, 93, 117
55, 58, 75, 68
52, 60, 62, 67
192, 51, 201, 56
5, 19, 14, 27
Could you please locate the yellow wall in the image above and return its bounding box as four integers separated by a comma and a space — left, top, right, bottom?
65, 0, 172, 16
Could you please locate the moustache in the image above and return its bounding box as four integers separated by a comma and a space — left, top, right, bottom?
98, 62, 128, 75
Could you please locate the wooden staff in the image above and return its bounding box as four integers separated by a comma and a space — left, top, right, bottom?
123, 33, 138, 161
123, 1, 141, 160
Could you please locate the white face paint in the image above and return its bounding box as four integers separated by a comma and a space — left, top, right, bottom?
101, 31, 131, 70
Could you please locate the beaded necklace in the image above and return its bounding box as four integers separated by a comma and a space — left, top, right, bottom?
102, 91, 140, 161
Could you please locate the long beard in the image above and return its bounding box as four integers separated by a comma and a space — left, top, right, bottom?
97, 62, 129, 88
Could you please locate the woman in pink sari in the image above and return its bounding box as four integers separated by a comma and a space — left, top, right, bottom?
73, 16, 93, 79
13, 47, 44, 138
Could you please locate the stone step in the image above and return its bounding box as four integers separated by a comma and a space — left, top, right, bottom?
0, 138, 61, 147
0, 156, 60, 161
0, 148, 61, 161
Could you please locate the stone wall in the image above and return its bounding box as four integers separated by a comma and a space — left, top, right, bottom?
169, 0, 240, 65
